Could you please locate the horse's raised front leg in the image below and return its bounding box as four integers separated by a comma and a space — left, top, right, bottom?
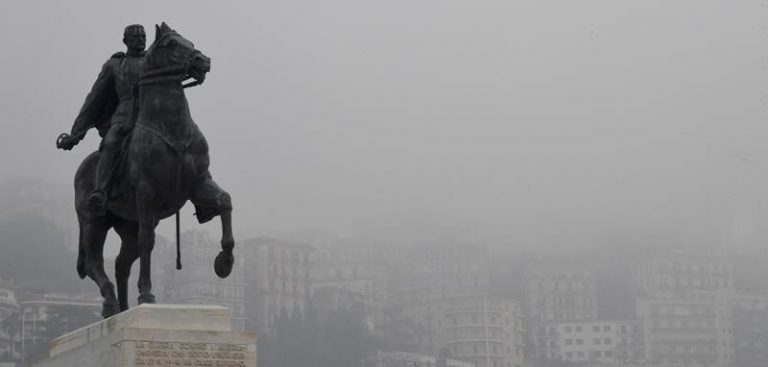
215, 208, 235, 278
114, 220, 140, 311
135, 183, 158, 304
79, 215, 119, 318
190, 173, 234, 278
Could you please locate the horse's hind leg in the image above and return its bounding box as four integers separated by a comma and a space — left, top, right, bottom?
114, 220, 140, 312
190, 173, 234, 278
79, 215, 119, 318
136, 183, 159, 304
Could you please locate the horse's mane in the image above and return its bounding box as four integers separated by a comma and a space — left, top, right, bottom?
149, 23, 175, 52
148, 22, 193, 55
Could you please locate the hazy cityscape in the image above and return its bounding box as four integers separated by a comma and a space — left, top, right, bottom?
2, 178, 768, 367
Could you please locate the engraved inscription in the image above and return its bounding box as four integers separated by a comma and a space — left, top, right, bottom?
133, 341, 249, 366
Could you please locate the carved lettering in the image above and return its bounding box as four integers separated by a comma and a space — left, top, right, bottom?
133, 341, 249, 366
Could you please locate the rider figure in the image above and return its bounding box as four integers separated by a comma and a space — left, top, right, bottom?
58, 24, 146, 213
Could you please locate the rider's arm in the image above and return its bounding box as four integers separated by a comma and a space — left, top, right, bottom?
69, 60, 117, 143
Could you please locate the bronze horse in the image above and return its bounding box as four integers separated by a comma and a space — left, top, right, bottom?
73, 23, 234, 318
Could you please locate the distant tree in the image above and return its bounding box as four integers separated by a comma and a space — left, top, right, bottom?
0, 311, 20, 361
260, 302, 378, 367
22, 305, 100, 364
0, 214, 81, 292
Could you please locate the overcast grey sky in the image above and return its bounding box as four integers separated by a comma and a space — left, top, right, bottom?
2, 0, 768, 249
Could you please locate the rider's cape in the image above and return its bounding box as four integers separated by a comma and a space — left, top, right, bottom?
69, 52, 125, 140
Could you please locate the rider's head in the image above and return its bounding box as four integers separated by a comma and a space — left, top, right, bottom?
123, 24, 146, 54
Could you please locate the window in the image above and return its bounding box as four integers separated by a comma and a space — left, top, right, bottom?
576, 339, 583, 345
565, 326, 572, 333
575, 326, 583, 332
594, 338, 601, 345
565, 339, 572, 346
603, 325, 611, 331
593, 325, 600, 332
604, 338, 611, 345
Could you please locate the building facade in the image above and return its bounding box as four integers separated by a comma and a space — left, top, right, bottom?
15, 292, 100, 365
636, 291, 733, 366
312, 241, 391, 330
0, 282, 18, 364
522, 256, 598, 361
633, 253, 734, 367
633, 255, 733, 300
242, 237, 313, 336
732, 293, 768, 367
404, 295, 524, 367
553, 319, 644, 364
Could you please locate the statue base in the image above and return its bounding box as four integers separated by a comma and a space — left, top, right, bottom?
34, 304, 256, 367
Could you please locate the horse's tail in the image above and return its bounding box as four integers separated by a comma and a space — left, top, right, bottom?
76, 226, 87, 279
176, 210, 182, 270
74, 152, 100, 280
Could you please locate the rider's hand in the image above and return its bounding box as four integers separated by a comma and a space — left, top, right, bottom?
57, 134, 78, 150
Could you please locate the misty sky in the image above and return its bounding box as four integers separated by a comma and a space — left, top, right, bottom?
2, 0, 768, 249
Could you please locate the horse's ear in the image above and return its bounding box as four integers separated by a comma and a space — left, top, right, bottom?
155, 24, 161, 40
161, 22, 171, 32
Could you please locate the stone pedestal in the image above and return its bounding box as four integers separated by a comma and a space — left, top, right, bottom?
34, 304, 256, 367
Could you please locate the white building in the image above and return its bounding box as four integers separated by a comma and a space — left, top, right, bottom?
637, 290, 733, 367
405, 295, 524, 367
554, 319, 644, 364
242, 237, 313, 336
0, 282, 19, 364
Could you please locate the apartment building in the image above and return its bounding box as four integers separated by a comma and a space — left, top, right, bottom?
554, 319, 644, 364
312, 241, 391, 330
0, 281, 18, 363
732, 293, 768, 367
405, 295, 524, 367
242, 236, 313, 336
637, 290, 733, 366
522, 256, 598, 361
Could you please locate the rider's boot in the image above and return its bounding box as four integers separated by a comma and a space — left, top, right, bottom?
87, 133, 121, 215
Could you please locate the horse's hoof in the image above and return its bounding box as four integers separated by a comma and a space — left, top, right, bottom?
77, 258, 87, 279
102, 303, 120, 318
214, 251, 234, 278
138, 294, 156, 304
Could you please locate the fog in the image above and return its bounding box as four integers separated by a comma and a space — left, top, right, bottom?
5, 1, 768, 366
1, 0, 766, 250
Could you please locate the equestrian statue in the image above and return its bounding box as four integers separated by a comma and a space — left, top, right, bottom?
56, 22, 235, 318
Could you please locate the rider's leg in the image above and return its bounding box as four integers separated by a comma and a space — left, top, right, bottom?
189, 172, 232, 224
88, 125, 129, 211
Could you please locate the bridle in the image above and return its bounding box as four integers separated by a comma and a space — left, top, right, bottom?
137, 48, 204, 89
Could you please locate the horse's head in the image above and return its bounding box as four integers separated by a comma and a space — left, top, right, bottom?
145, 22, 210, 85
